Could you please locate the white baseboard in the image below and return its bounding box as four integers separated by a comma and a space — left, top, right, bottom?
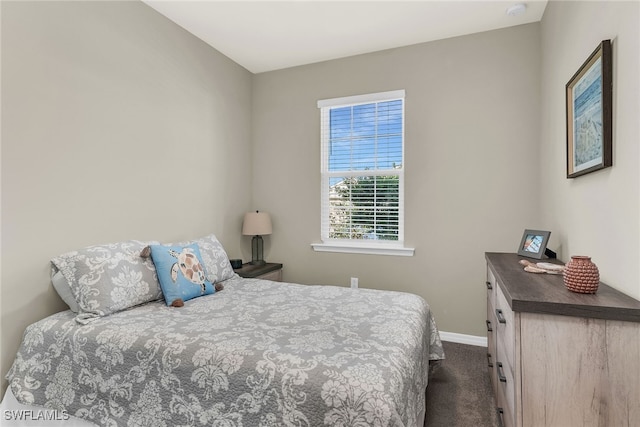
439, 331, 487, 347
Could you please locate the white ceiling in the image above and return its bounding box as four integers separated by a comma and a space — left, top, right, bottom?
143, 0, 548, 74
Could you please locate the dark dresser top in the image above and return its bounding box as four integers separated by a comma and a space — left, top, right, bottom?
486, 252, 640, 323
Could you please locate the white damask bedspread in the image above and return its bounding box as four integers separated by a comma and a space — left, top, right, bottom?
7, 276, 444, 427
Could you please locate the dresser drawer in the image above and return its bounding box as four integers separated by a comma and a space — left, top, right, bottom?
487, 294, 498, 393
495, 284, 515, 371
486, 268, 497, 308
486, 267, 499, 391
496, 388, 515, 427
496, 333, 517, 427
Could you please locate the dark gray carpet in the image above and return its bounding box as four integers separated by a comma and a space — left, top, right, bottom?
425, 341, 498, 427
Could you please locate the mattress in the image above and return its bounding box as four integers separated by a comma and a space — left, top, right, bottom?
5, 276, 444, 426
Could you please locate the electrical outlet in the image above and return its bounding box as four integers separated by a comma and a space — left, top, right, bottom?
350, 277, 358, 288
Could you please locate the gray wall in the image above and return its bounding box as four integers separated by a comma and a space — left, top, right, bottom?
251, 23, 542, 337
1, 1, 252, 395
539, 1, 639, 300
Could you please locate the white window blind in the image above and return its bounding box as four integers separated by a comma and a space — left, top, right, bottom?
317, 90, 405, 248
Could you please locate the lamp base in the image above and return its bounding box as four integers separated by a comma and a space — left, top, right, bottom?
251, 235, 266, 266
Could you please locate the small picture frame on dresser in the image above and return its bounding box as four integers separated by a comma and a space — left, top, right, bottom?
517, 229, 551, 259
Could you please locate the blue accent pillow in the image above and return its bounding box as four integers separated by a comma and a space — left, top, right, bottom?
149, 244, 215, 307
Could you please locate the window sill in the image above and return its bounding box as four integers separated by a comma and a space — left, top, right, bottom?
311, 242, 415, 256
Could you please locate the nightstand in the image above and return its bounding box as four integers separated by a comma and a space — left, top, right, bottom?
233, 262, 283, 282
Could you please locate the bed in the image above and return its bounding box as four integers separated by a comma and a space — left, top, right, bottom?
3, 236, 444, 427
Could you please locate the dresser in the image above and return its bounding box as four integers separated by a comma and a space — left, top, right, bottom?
485, 252, 640, 427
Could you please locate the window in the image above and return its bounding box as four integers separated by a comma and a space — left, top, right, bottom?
313, 90, 413, 256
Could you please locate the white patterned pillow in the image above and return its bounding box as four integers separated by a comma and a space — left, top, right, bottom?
51, 240, 162, 324
174, 234, 235, 283
51, 270, 79, 313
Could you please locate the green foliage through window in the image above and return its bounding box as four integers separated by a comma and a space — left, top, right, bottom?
329, 175, 399, 240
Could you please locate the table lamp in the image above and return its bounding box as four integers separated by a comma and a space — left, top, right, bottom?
242, 211, 272, 265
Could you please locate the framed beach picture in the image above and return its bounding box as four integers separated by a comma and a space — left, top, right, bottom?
517, 229, 551, 260
566, 40, 612, 178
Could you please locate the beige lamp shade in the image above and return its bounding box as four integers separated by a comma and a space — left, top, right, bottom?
242, 211, 272, 236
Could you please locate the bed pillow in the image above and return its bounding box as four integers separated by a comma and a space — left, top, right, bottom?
175, 234, 235, 283
51, 240, 162, 324
149, 243, 215, 307
51, 270, 79, 313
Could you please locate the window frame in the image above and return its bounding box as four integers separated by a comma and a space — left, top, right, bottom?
312, 90, 414, 257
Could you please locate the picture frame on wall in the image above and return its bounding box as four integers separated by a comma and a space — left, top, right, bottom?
517, 229, 551, 260
566, 39, 612, 178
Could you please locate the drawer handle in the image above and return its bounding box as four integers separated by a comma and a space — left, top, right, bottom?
497, 362, 507, 383
496, 408, 505, 427
495, 309, 506, 324
486, 281, 493, 290
486, 320, 493, 332
487, 353, 493, 368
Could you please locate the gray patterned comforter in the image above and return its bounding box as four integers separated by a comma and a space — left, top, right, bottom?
7, 276, 444, 427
